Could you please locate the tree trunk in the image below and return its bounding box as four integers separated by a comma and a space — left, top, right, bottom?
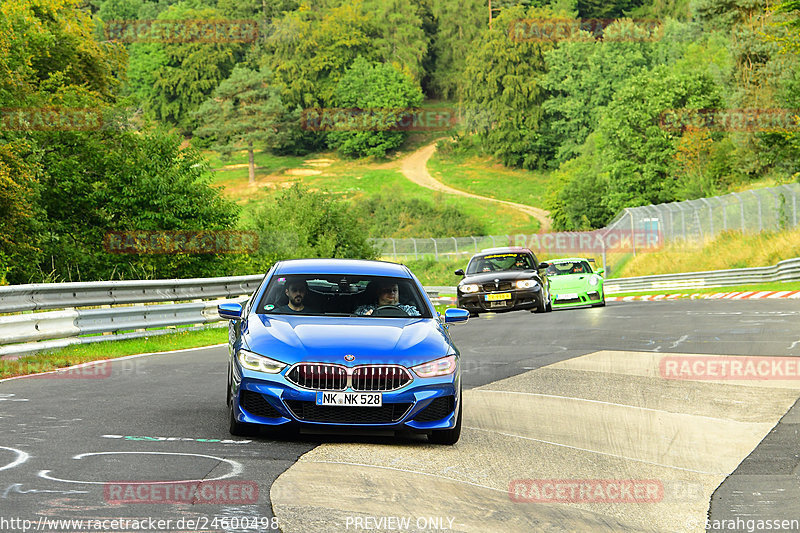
247, 142, 256, 185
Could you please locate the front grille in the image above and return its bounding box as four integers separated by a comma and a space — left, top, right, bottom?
352, 366, 412, 391
482, 281, 514, 292
413, 396, 455, 422
240, 391, 283, 418
284, 401, 412, 424
287, 364, 348, 391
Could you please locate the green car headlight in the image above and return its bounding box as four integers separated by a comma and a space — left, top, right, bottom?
516, 279, 538, 289
238, 350, 287, 374
460, 284, 480, 293
589, 275, 600, 286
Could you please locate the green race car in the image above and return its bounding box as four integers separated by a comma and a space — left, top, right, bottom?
545, 258, 605, 309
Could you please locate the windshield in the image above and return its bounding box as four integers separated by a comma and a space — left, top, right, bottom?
546, 261, 593, 276
466, 253, 535, 274
255, 274, 432, 318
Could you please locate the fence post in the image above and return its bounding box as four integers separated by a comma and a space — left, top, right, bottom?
630, 210, 636, 257
721, 196, 728, 231
412, 237, 418, 260
452, 237, 458, 254
781, 184, 798, 227
431, 238, 438, 259
700, 198, 714, 237
732, 192, 745, 233
751, 190, 762, 232
471, 236, 478, 252
390, 238, 396, 259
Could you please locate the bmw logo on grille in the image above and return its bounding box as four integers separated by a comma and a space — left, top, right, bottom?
344, 354, 355, 362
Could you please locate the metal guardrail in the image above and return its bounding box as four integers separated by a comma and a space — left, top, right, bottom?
603, 257, 800, 294
0, 275, 446, 358
419, 258, 800, 296
1, 259, 797, 358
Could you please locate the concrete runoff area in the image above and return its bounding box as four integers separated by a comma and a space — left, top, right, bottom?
271, 351, 800, 533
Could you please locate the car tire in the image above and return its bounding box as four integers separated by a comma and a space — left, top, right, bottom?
533, 293, 547, 313
546, 298, 553, 312
469, 312, 479, 318
228, 394, 258, 437
428, 393, 462, 445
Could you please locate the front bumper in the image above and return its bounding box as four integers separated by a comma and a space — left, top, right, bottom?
231, 366, 460, 432
551, 288, 604, 308
457, 287, 542, 313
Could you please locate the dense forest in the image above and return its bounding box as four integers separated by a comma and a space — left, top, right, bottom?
1, 0, 799, 284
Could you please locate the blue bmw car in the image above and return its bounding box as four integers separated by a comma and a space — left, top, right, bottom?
218, 259, 469, 444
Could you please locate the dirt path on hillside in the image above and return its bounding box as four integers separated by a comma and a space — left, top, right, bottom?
399, 142, 552, 232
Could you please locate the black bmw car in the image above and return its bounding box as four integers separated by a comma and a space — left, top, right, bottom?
455, 247, 551, 317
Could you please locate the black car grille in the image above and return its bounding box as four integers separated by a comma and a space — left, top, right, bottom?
351, 366, 412, 391
286, 363, 412, 391
481, 281, 514, 292
413, 396, 455, 422
240, 390, 283, 418
284, 400, 412, 424
287, 364, 348, 391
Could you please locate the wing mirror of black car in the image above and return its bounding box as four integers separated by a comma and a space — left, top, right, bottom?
218, 302, 243, 320
538, 262, 550, 269
454, 268, 465, 276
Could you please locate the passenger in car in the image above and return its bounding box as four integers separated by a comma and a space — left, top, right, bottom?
354, 280, 421, 316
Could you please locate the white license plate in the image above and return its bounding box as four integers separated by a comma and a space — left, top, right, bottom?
316, 391, 382, 407
556, 293, 579, 300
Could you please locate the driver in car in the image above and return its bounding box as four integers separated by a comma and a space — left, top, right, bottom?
354, 281, 421, 316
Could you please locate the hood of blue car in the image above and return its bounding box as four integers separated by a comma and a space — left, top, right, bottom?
243, 315, 452, 367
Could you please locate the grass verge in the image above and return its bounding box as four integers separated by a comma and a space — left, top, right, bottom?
1, 327, 227, 379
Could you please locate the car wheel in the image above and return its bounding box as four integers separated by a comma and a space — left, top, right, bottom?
228, 394, 258, 437
469, 312, 479, 318
533, 293, 547, 313
546, 298, 553, 312
428, 396, 462, 445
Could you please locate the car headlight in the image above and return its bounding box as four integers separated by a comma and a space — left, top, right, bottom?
412, 355, 457, 378
460, 284, 480, 294
589, 275, 600, 286
516, 279, 538, 289
238, 350, 286, 374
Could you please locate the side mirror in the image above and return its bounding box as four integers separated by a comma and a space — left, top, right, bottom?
454, 269, 465, 277
538, 262, 550, 269
218, 302, 243, 320
444, 308, 470, 324
596, 268, 605, 276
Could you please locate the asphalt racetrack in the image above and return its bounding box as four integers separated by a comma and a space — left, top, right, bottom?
1, 299, 799, 532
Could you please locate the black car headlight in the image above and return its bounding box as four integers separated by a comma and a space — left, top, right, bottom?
515, 279, 538, 289
460, 284, 480, 294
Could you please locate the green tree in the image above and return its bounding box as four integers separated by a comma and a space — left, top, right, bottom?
598, 66, 723, 212
194, 66, 295, 183
462, 5, 560, 169
243, 184, 377, 269
267, 1, 381, 108
125, 3, 244, 132
362, 0, 430, 84
326, 57, 424, 158
428, 0, 486, 99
